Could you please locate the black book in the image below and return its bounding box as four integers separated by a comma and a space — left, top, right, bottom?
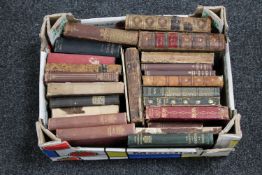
54, 37, 121, 57
49, 95, 120, 108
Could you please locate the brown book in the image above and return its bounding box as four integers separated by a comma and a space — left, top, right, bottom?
125, 48, 143, 123
141, 63, 212, 71
64, 22, 138, 45
56, 123, 135, 146
52, 105, 119, 118
48, 113, 127, 130
136, 127, 222, 134
144, 70, 216, 76
141, 52, 214, 64
143, 76, 224, 87
147, 122, 203, 128
47, 82, 124, 97
45, 63, 122, 74
138, 31, 226, 51
44, 72, 119, 82
125, 15, 211, 33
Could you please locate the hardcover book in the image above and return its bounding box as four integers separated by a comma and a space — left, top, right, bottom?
138, 31, 226, 51
144, 70, 216, 76
64, 22, 138, 46
125, 48, 143, 123
135, 127, 222, 134
141, 63, 212, 71
125, 15, 211, 33
147, 122, 203, 128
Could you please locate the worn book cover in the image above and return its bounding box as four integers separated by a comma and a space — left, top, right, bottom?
135, 127, 222, 134
144, 70, 216, 76
141, 63, 212, 71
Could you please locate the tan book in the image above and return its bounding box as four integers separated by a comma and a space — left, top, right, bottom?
52, 105, 119, 118
45, 63, 122, 74
141, 52, 214, 64
135, 127, 222, 134
47, 82, 125, 97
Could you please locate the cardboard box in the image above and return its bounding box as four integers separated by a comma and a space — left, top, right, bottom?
36, 5, 242, 161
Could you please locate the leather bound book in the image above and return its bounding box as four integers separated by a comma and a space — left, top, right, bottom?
143, 87, 220, 97
47, 82, 124, 97
44, 72, 119, 82
125, 48, 143, 123
147, 122, 203, 128
47, 53, 116, 65
128, 133, 214, 148
54, 37, 121, 57
64, 22, 138, 45
49, 95, 119, 108
141, 52, 214, 64
125, 15, 211, 33
143, 76, 224, 87
45, 63, 122, 74
144, 70, 216, 76
143, 96, 220, 106
141, 63, 212, 71
52, 105, 119, 118
56, 123, 135, 147
138, 31, 226, 51
135, 127, 222, 134
48, 113, 127, 130
145, 106, 229, 121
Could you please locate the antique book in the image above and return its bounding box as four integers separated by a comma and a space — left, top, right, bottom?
141, 52, 214, 64
144, 70, 216, 76
125, 15, 211, 33
52, 105, 119, 118
128, 133, 214, 148
47, 82, 124, 97
143, 76, 224, 87
45, 63, 122, 74
138, 31, 226, 51
47, 53, 116, 64
143, 96, 220, 106
44, 72, 119, 82
54, 37, 121, 57
141, 63, 212, 71
125, 48, 143, 123
135, 127, 222, 134
143, 87, 220, 97
56, 123, 135, 147
64, 22, 138, 45
147, 122, 203, 128
145, 106, 229, 121
49, 95, 119, 108
48, 113, 127, 130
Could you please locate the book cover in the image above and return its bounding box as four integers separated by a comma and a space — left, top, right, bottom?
138, 31, 225, 51
141, 63, 212, 71
135, 127, 222, 134
125, 15, 211, 33
144, 70, 216, 76
147, 122, 203, 128
125, 48, 143, 123
64, 22, 138, 45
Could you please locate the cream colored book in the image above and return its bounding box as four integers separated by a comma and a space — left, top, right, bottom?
47, 82, 125, 97
52, 105, 119, 118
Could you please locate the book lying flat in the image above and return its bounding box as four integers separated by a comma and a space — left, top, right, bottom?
135, 127, 222, 134
144, 70, 216, 76
141, 63, 212, 71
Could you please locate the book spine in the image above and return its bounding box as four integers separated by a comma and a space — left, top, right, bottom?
54, 37, 121, 57
45, 63, 122, 74
144, 70, 216, 76
125, 15, 211, 33
143, 96, 220, 106
147, 122, 203, 128
128, 133, 214, 148
143, 87, 220, 97
145, 106, 229, 121
125, 48, 143, 123
141, 52, 214, 64
47, 53, 116, 65
56, 123, 135, 147
64, 22, 138, 45
49, 95, 120, 108
138, 32, 225, 51
135, 127, 222, 134
44, 72, 119, 82
143, 76, 224, 87
141, 63, 212, 71
52, 105, 119, 117
48, 113, 127, 130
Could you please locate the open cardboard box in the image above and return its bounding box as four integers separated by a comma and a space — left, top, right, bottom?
36, 5, 242, 161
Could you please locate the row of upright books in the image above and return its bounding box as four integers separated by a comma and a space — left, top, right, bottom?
45, 14, 229, 148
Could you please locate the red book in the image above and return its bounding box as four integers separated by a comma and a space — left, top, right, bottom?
146, 106, 229, 121
47, 53, 115, 64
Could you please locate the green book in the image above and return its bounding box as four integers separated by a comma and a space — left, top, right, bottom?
143, 96, 220, 106
128, 133, 214, 148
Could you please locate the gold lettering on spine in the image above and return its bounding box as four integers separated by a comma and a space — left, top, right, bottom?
92, 96, 105, 105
